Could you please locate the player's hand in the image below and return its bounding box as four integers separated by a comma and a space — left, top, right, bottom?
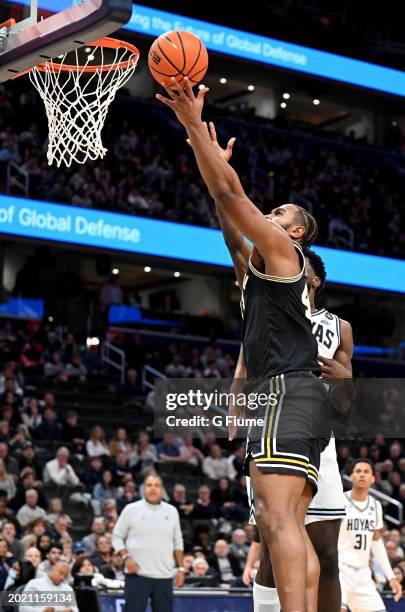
174, 569, 185, 588
389, 577, 402, 602
156, 76, 208, 126
125, 557, 140, 574
187, 122, 236, 162
318, 355, 351, 380
242, 565, 252, 586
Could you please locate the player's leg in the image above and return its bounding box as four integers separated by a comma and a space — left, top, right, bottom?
296, 483, 320, 612
254, 532, 280, 612
306, 519, 342, 612
250, 461, 309, 611
348, 567, 387, 612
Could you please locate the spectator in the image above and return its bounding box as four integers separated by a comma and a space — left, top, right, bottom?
91, 534, 113, 569
178, 437, 204, 467
20, 561, 78, 612
82, 517, 106, 556
228, 445, 246, 477
120, 368, 142, 396
49, 515, 71, 543
156, 435, 181, 461
192, 485, 218, 520
229, 529, 249, 565
65, 355, 87, 382
109, 427, 133, 457
83, 456, 104, 486
93, 470, 119, 504
111, 451, 133, 486
0, 535, 14, 590
21, 518, 48, 549
45, 497, 72, 527
36, 543, 63, 579
116, 480, 140, 514
12, 468, 46, 511
0, 458, 16, 500
1, 521, 24, 561
100, 274, 123, 312
207, 539, 242, 586
0, 491, 14, 526
3, 556, 36, 591
129, 431, 157, 476
43, 447, 80, 486
61, 411, 86, 450
34, 407, 61, 441
18, 441, 42, 475
21, 398, 42, 431
71, 555, 124, 589
202, 445, 236, 480
43, 352, 68, 380
16, 489, 46, 528
25, 546, 42, 571
170, 484, 194, 519
36, 534, 52, 558
86, 425, 110, 458
165, 354, 187, 377
0, 442, 19, 479
188, 557, 219, 587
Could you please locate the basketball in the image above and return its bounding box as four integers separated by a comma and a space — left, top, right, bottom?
148, 30, 208, 87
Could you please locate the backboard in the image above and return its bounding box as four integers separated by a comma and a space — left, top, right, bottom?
0, 0, 133, 81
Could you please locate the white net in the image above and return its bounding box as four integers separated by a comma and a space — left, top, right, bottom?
29, 41, 139, 167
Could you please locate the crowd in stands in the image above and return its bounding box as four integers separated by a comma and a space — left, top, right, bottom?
0, 318, 404, 599
1, 81, 405, 259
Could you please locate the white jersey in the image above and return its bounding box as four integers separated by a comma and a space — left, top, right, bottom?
311, 308, 341, 360
338, 491, 383, 569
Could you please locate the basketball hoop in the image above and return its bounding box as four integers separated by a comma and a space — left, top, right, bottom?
26, 37, 139, 167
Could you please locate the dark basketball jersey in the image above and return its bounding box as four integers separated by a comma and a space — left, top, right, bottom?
241, 243, 320, 379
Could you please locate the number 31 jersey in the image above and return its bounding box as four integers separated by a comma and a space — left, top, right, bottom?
338, 491, 383, 569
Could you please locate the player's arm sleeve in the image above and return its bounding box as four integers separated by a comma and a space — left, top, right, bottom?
371, 534, 395, 581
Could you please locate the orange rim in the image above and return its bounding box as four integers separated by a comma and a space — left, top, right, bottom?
34, 37, 139, 74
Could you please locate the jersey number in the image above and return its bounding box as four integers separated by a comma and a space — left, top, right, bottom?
301, 286, 311, 321
354, 534, 367, 550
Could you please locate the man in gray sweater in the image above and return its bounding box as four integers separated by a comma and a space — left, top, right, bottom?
112, 473, 184, 612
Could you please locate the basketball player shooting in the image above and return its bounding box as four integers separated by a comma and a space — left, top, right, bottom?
339, 459, 402, 612
157, 77, 332, 612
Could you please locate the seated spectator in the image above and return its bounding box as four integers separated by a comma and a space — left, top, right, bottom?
36, 543, 63, 579
165, 354, 187, 377
211, 477, 248, 522
0, 458, 16, 501
21, 518, 48, 549
71, 555, 124, 589
0, 535, 14, 590
49, 515, 71, 543
37, 534, 52, 558
202, 445, 236, 480
192, 485, 218, 520
129, 431, 157, 476
109, 427, 133, 457
43, 352, 68, 381
93, 470, 119, 504
116, 480, 139, 515
1, 521, 24, 561
45, 497, 72, 527
0, 442, 19, 480
111, 451, 133, 487
170, 484, 194, 519
102, 499, 118, 525
91, 534, 113, 569
24, 546, 42, 572
11, 467, 46, 512
228, 445, 246, 477
187, 557, 219, 587
207, 539, 242, 586
20, 561, 77, 611
156, 434, 181, 462
386, 540, 403, 566
21, 398, 42, 432
34, 407, 61, 441
120, 368, 142, 396
18, 441, 42, 474
82, 517, 106, 556
61, 411, 86, 451
179, 436, 204, 467
20, 341, 44, 369
229, 529, 249, 566
65, 355, 87, 382
83, 456, 104, 486
43, 447, 80, 486
107, 550, 125, 581
3, 555, 36, 591
0, 491, 14, 526
16, 489, 46, 528
86, 425, 110, 458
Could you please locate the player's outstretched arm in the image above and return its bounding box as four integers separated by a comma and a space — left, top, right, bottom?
156, 78, 297, 274
188, 122, 251, 287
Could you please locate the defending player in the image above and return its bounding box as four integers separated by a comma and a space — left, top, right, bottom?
157, 79, 331, 612
339, 459, 402, 612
